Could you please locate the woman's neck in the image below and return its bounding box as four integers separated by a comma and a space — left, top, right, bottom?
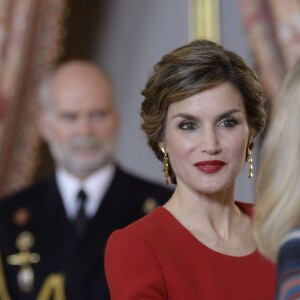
163, 185, 256, 256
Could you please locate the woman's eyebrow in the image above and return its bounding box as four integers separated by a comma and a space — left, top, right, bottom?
171, 113, 199, 121
171, 109, 242, 121
217, 109, 241, 120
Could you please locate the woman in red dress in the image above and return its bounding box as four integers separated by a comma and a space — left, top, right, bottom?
105, 39, 275, 300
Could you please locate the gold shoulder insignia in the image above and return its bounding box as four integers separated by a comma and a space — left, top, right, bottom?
12, 208, 31, 227
37, 274, 66, 300
7, 231, 40, 293
0, 254, 12, 300
143, 197, 158, 214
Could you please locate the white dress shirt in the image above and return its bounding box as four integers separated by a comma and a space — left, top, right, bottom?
56, 164, 116, 220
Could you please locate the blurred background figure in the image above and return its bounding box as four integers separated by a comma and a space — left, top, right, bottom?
254, 61, 300, 300
0, 60, 172, 299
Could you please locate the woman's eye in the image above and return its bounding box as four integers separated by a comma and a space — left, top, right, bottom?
220, 118, 238, 128
179, 121, 197, 130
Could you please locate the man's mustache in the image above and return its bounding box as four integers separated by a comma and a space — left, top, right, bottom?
69, 137, 101, 150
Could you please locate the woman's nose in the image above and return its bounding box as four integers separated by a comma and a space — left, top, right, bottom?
200, 129, 221, 155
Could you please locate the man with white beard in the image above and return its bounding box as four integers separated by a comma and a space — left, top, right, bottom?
0, 61, 172, 300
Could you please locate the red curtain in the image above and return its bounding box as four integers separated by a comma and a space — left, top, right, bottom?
0, 0, 67, 197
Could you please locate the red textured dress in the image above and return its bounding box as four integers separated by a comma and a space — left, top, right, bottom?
105, 202, 275, 299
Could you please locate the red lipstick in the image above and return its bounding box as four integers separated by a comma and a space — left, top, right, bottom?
194, 160, 225, 173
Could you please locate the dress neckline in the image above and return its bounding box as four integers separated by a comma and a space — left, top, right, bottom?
155, 204, 258, 259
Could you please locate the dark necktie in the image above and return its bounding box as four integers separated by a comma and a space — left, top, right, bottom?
74, 190, 88, 237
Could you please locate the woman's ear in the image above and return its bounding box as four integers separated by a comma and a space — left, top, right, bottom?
158, 142, 165, 152
248, 133, 254, 147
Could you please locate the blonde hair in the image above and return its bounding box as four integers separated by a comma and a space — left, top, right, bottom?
254, 61, 300, 262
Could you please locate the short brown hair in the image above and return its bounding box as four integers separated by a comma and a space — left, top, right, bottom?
141, 39, 266, 183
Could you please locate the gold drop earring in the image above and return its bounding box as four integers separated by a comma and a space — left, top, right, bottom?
247, 146, 253, 178
161, 147, 169, 186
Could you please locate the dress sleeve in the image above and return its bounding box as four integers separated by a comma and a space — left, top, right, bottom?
104, 229, 167, 300
276, 230, 300, 300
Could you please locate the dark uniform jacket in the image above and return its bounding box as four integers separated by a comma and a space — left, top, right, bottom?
0, 166, 173, 300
